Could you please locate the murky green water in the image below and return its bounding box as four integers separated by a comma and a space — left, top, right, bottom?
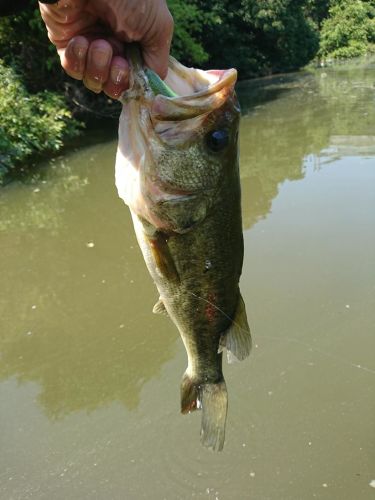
1, 59, 374, 499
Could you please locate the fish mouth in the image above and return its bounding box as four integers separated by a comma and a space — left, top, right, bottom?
121, 45, 238, 122
164, 58, 237, 100
147, 58, 238, 146
152, 58, 237, 121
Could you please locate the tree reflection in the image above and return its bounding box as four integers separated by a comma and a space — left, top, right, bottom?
0, 226, 176, 418
239, 59, 375, 229
0, 144, 176, 418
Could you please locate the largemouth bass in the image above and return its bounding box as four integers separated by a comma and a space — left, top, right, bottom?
115, 48, 251, 451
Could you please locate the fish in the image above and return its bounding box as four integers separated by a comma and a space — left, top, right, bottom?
115, 46, 251, 451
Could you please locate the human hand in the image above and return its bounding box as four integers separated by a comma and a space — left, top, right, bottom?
39, 0, 174, 99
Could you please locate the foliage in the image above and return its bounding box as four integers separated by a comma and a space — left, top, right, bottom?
167, 0, 375, 72
319, 0, 375, 59
188, 0, 320, 79
168, 0, 212, 64
0, 2, 63, 92
0, 61, 80, 183
305, 0, 330, 27
0, 2, 83, 182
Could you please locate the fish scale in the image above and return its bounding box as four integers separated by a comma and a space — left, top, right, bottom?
157, 144, 221, 191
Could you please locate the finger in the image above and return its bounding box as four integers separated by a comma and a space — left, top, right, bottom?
103, 56, 129, 99
142, 11, 174, 79
59, 36, 89, 80
83, 39, 113, 93
59, 35, 124, 83
39, 1, 96, 49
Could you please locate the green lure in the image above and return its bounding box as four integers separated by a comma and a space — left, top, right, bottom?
144, 68, 178, 98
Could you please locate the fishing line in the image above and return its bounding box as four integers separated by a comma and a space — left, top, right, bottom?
186, 290, 375, 375
186, 290, 248, 332
255, 334, 375, 375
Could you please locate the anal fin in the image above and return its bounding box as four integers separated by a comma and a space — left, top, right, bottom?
219, 293, 251, 363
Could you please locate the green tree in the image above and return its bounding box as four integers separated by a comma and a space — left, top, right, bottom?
0, 3, 62, 92
0, 60, 80, 182
319, 0, 375, 59
305, 0, 330, 27
168, 0, 212, 64
193, 0, 320, 78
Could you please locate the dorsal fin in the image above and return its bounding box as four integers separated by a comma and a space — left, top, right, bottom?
219, 293, 251, 363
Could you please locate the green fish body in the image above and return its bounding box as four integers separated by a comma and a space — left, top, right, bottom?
116, 49, 251, 451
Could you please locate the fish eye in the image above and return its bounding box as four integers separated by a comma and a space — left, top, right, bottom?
205, 130, 229, 152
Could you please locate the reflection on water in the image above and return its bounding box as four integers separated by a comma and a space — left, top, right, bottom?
239, 60, 375, 229
0, 143, 176, 418
0, 59, 374, 499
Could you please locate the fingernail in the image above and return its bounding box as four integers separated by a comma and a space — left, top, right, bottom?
91, 49, 111, 69
83, 78, 102, 93
73, 44, 87, 59
111, 66, 126, 85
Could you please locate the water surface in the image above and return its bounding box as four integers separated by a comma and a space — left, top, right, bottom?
1, 59, 374, 499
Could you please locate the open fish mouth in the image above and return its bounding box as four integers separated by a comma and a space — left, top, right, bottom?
150, 59, 238, 147
121, 46, 237, 108
119, 46, 238, 132
152, 57, 238, 119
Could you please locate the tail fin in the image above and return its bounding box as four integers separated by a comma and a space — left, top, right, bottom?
200, 382, 228, 451
181, 374, 228, 452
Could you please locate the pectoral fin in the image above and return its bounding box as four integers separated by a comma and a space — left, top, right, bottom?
147, 232, 180, 284
219, 294, 251, 363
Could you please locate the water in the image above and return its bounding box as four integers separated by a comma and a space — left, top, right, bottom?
1, 59, 374, 499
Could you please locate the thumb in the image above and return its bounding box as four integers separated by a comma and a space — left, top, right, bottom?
141, 11, 174, 79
